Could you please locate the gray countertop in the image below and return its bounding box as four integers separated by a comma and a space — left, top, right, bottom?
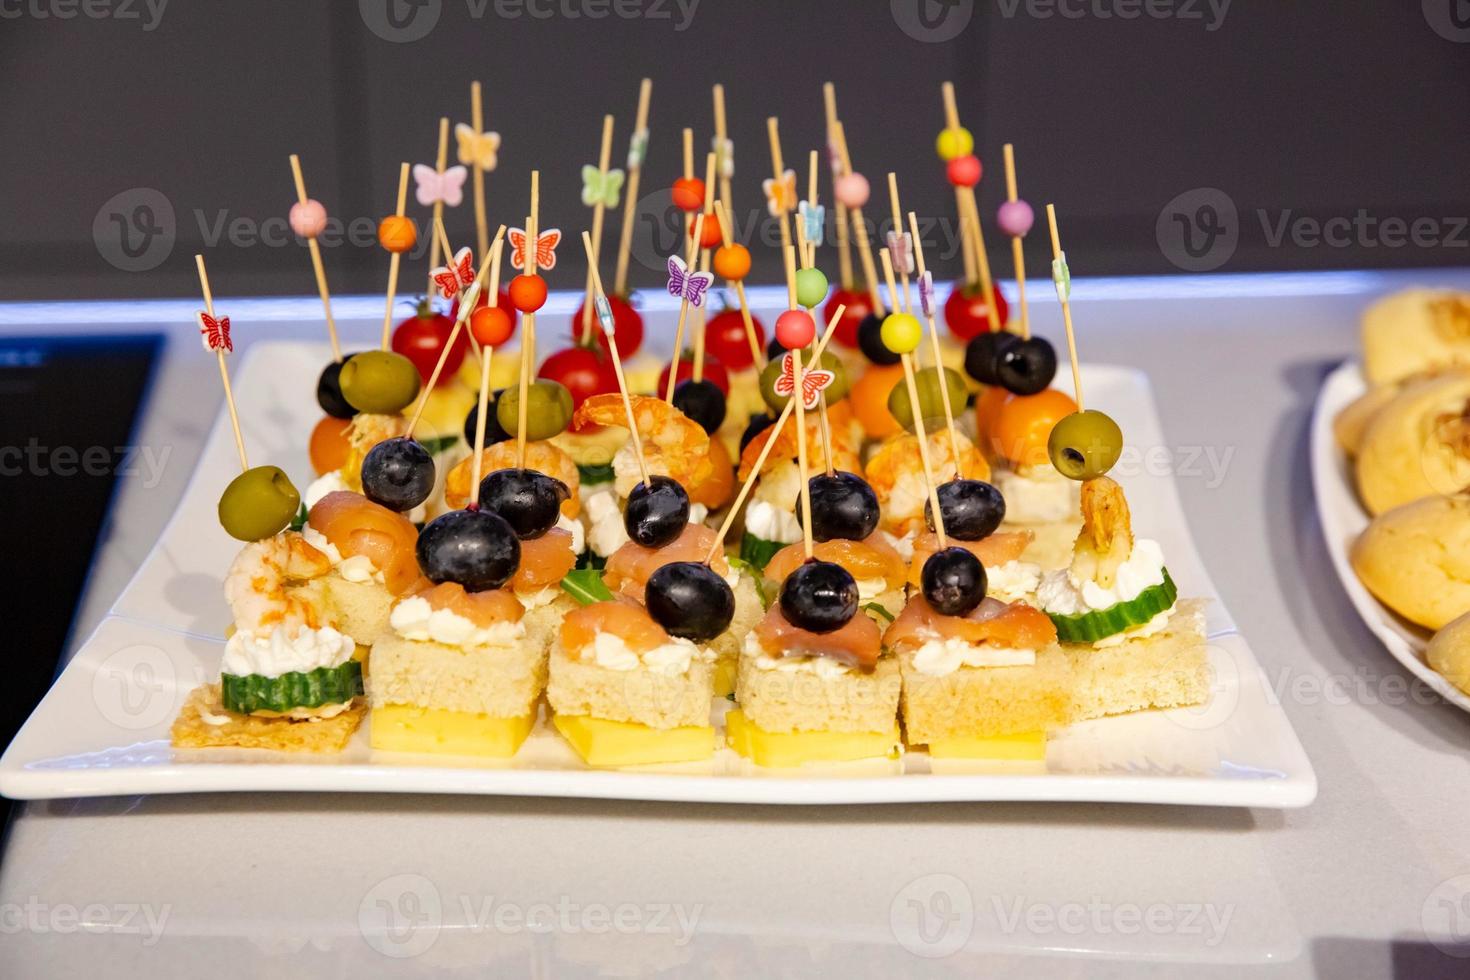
3, 271, 1470, 978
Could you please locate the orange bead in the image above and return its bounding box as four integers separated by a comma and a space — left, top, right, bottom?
470, 305, 514, 347
308, 414, 353, 476
377, 215, 417, 253
989, 388, 1078, 469
671, 177, 706, 212
712, 243, 752, 281
851, 363, 904, 439
507, 274, 547, 313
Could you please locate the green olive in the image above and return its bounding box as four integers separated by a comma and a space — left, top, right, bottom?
887, 366, 968, 433
1047, 409, 1124, 481
759, 350, 850, 412
496, 379, 574, 441
339, 350, 421, 415
218, 465, 301, 541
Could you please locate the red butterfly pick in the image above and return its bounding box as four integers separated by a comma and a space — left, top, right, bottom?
431, 246, 475, 299
772, 350, 834, 410
197, 311, 232, 354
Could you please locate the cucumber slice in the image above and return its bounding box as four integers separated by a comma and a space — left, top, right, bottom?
221, 661, 363, 715
576, 462, 615, 486
739, 532, 785, 571
1048, 569, 1178, 644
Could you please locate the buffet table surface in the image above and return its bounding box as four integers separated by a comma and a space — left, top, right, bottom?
3, 270, 1469, 979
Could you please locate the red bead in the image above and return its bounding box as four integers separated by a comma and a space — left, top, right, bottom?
470, 306, 514, 347
507, 274, 547, 313
774, 309, 817, 349
947, 154, 982, 188
671, 177, 706, 212
690, 213, 723, 248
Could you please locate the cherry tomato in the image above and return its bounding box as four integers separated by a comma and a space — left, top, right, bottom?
659, 355, 730, 398
538, 345, 617, 414
308, 415, 352, 475
688, 437, 735, 510
391, 299, 466, 386
944, 281, 1010, 341
571, 292, 644, 359
824, 288, 874, 349
704, 308, 765, 372
974, 384, 1012, 448
990, 388, 1077, 469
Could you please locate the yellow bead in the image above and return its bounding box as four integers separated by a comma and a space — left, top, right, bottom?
880, 312, 922, 354
935, 126, 974, 161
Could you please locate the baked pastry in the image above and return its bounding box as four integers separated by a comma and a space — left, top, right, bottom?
1351, 493, 1470, 630
1427, 610, 1470, 696
1362, 289, 1470, 386
1354, 372, 1470, 515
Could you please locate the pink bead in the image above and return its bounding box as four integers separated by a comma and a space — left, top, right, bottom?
289, 199, 328, 239
997, 199, 1034, 238
775, 309, 817, 349
946, 154, 982, 188
834, 172, 870, 209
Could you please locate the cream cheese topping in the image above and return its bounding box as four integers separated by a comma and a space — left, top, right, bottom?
909, 638, 1037, 677
1093, 605, 1176, 649
221, 625, 355, 679
389, 596, 525, 647
514, 586, 561, 610
587, 632, 704, 676
303, 471, 349, 510
302, 525, 385, 585
585, 489, 629, 558
1037, 538, 1168, 616
880, 528, 916, 563
744, 499, 802, 544
853, 576, 889, 602
986, 559, 1043, 603
994, 465, 1081, 525
555, 512, 586, 555
743, 631, 852, 678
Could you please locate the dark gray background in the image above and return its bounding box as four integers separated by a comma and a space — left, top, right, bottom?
3, 0, 1468, 301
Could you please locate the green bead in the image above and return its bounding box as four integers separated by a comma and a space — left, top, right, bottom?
496, 379, 574, 441
219, 465, 301, 541
935, 126, 974, 161
339, 351, 421, 415
888, 366, 968, 433
1047, 410, 1124, 481
794, 267, 829, 309
759, 350, 850, 412
880, 313, 922, 355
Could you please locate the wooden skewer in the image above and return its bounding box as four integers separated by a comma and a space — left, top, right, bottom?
195, 254, 248, 472
766, 117, 793, 255
581, 113, 617, 344
908, 209, 964, 476
1046, 204, 1085, 412
408, 220, 504, 437
613, 78, 652, 297
887, 172, 913, 315
940, 82, 978, 288
1003, 143, 1031, 340
713, 199, 765, 370
782, 242, 817, 543
942, 83, 1000, 332
469, 232, 510, 507
831, 121, 885, 317
663, 211, 706, 404
381, 162, 411, 349
288, 154, 340, 361
682, 127, 694, 180
790, 223, 836, 478
713, 83, 733, 216
804, 149, 820, 268
881, 248, 947, 548
703, 302, 847, 566
470, 82, 490, 262
822, 82, 854, 291
426, 117, 450, 297
516, 171, 541, 469
583, 230, 650, 488
692, 151, 717, 384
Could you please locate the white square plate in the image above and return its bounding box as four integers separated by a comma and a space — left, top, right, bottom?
0, 341, 1316, 806
1308, 360, 1470, 712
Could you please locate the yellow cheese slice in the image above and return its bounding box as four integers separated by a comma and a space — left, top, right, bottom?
369, 705, 534, 757
924, 730, 1046, 761
724, 710, 901, 768
553, 714, 715, 767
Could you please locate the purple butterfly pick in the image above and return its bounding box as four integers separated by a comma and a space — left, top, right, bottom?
667, 255, 714, 307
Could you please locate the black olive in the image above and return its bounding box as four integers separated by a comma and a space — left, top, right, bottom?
857, 313, 900, 366
779, 559, 859, 634
479, 468, 569, 539
996, 336, 1057, 396
645, 561, 735, 641
921, 547, 987, 616
624, 476, 690, 548
672, 379, 727, 435
416, 508, 521, 592
963, 332, 1020, 386
926, 479, 1006, 541
316, 358, 358, 419
361, 437, 435, 513
803, 471, 880, 542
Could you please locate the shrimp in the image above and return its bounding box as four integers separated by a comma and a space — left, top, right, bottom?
1071, 476, 1133, 588
864, 431, 990, 534
574, 394, 712, 492
737, 401, 863, 481
444, 440, 581, 517
224, 532, 334, 635
338, 413, 410, 491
